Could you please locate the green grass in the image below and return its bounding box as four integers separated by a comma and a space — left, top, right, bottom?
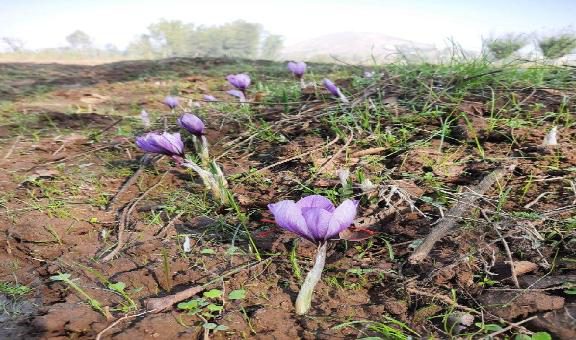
0, 281, 32, 298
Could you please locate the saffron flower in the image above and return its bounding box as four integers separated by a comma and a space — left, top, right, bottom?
323, 79, 349, 103
287, 61, 307, 79
203, 95, 217, 102
268, 194, 357, 315
226, 74, 251, 92
135, 132, 184, 157
178, 113, 205, 137
268, 195, 357, 244
163, 96, 179, 110
226, 89, 246, 103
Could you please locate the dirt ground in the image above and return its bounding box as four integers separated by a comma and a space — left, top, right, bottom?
0, 58, 575, 339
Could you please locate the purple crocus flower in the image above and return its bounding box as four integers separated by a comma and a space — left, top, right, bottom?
178, 113, 205, 136
163, 96, 179, 110
203, 95, 217, 102
323, 79, 349, 103
226, 74, 251, 92
135, 132, 184, 157
287, 61, 307, 79
268, 195, 357, 244
226, 89, 246, 103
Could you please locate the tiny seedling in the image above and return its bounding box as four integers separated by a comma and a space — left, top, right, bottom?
0, 281, 32, 298
49, 273, 110, 318
177, 288, 246, 333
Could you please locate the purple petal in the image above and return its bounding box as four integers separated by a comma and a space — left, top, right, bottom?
159, 132, 184, 155
301, 207, 332, 241
287, 61, 306, 78
203, 95, 216, 102
135, 132, 184, 156
178, 113, 205, 136
136, 134, 166, 154
296, 195, 335, 212
226, 89, 246, 102
326, 199, 358, 240
163, 96, 179, 109
268, 200, 313, 241
227, 73, 251, 90
323, 79, 340, 97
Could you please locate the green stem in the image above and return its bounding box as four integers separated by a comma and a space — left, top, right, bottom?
295, 242, 328, 315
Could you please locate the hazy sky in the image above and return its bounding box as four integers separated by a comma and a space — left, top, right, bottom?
1, 0, 574, 51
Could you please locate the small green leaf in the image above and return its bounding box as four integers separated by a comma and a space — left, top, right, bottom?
531, 332, 552, 340
108, 282, 126, 293
206, 304, 223, 312
203, 289, 222, 299
50, 273, 72, 281
514, 335, 532, 340
215, 325, 228, 331
483, 324, 503, 332
227, 289, 246, 300
203, 322, 218, 330
177, 300, 199, 310
201, 248, 216, 255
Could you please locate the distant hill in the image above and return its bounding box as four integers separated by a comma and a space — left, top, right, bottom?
282, 32, 441, 63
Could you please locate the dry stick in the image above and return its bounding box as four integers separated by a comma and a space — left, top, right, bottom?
95, 310, 151, 340
405, 287, 480, 315
105, 154, 160, 211
350, 146, 387, 158
523, 191, 552, 209
3, 135, 21, 160
484, 315, 537, 339
306, 133, 353, 185
481, 210, 520, 289
145, 257, 272, 312
157, 211, 185, 240
101, 172, 168, 262
253, 136, 340, 175
408, 163, 517, 264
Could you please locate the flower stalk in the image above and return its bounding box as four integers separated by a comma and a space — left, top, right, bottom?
295, 242, 328, 315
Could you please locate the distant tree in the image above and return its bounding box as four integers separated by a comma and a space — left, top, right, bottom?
147, 20, 194, 57
1, 37, 25, 52
66, 30, 93, 50
538, 33, 576, 58
260, 34, 284, 59
484, 34, 527, 59
126, 34, 158, 59
219, 20, 262, 58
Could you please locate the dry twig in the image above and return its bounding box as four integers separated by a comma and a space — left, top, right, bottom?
145, 258, 271, 312
95, 310, 151, 340
101, 172, 168, 262
106, 154, 160, 211
409, 163, 516, 264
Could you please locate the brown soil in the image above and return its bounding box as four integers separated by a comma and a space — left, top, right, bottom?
0, 58, 575, 339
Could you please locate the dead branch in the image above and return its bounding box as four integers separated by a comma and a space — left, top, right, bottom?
106, 154, 161, 211
95, 310, 151, 340
101, 171, 168, 262
408, 163, 516, 264
350, 146, 387, 158
405, 287, 480, 315
145, 258, 271, 312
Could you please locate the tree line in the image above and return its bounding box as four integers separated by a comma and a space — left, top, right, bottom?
0, 19, 284, 61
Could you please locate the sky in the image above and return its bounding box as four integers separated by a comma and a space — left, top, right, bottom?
0, 0, 575, 51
